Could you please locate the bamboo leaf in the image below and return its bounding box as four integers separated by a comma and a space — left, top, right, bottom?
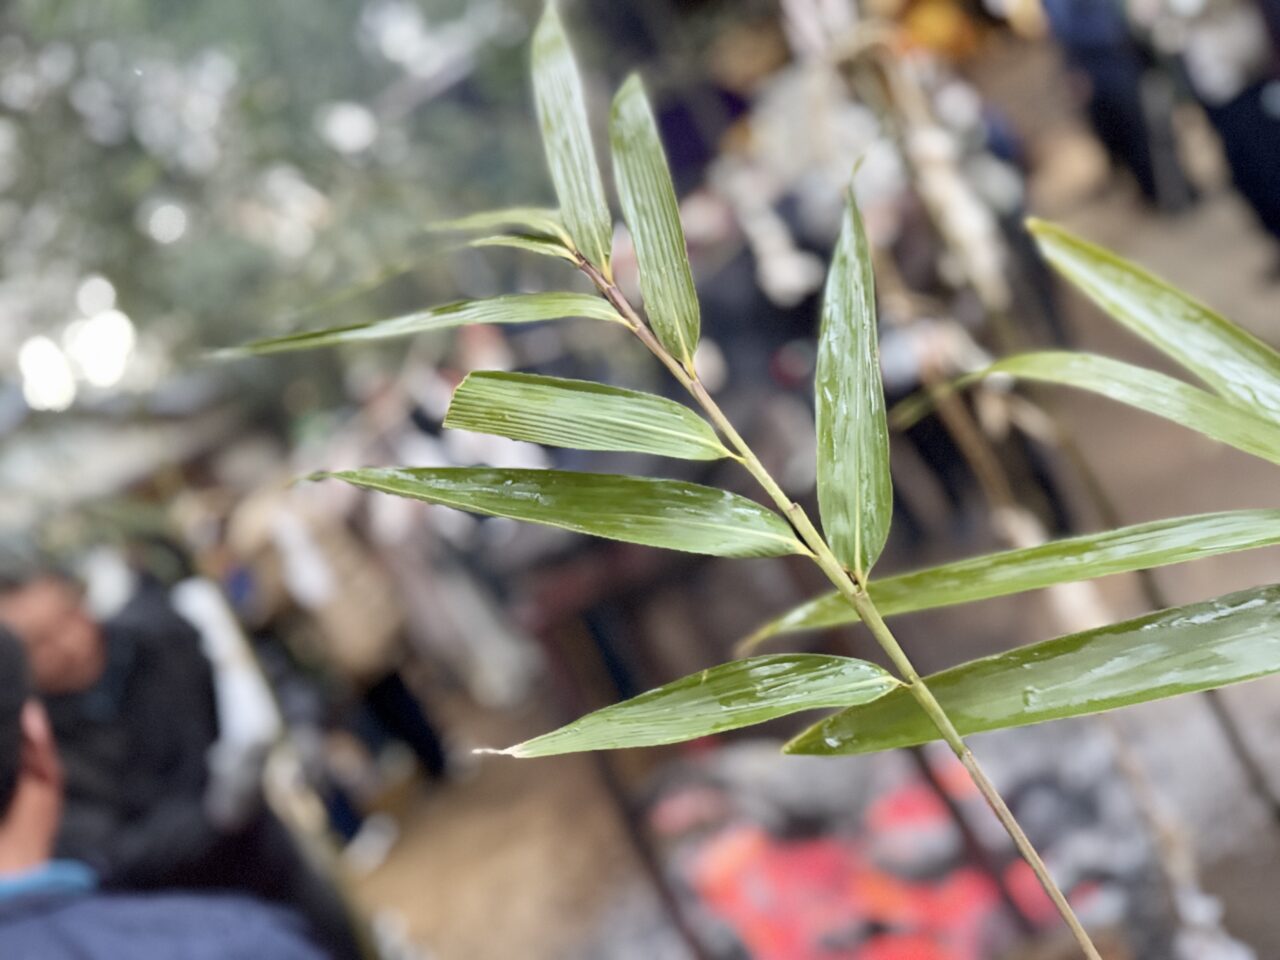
490, 655, 900, 757
743, 509, 1280, 647
218, 293, 623, 357
1030, 220, 1280, 420
815, 190, 892, 578
532, 2, 613, 270
610, 75, 700, 364
445, 371, 729, 460
431, 207, 570, 245
467, 234, 576, 262
975, 352, 1280, 466
317, 467, 807, 558
786, 584, 1280, 755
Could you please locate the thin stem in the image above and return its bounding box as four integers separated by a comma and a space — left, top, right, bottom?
578, 256, 1102, 960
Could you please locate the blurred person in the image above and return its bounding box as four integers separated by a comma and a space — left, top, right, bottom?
0, 557, 218, 882
0, 553, 363, 960
1043, 0, 1193, 211
0, 625, 329, 959
1174, 0, 1280, 263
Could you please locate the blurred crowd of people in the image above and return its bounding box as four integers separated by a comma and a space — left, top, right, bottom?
4, 0, 1280, 957
0, 563, 355, 958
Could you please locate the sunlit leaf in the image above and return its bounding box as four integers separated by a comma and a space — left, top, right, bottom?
467, 234, 576, 262
532, 2, 613, 271
1030, 220, 1280, 420
787, 584, 1280, 755
445, 371, 729, 460
972, 352, 1280, 466
742, 509, 1280, 648
490, 654, 900, 757
430, 207, 570, 245
218, 293, 623, 357
318, 467, 807, 558
815, 190, 892, 579
610, 74, 700, 364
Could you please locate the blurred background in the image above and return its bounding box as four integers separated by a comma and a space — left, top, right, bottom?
4, 0, 1280, 957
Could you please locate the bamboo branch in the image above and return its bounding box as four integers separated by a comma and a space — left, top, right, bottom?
576, 254, 1102, 960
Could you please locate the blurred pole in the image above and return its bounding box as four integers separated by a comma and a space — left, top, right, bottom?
540, 617, 713, 960
1052, 430, 1280, 830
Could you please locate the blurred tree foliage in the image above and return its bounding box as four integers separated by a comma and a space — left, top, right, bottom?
0, 0, 567, 367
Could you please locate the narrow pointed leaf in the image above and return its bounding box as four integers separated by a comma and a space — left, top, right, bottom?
974, 352, 1280, 466
467, 234, 576, 262
430, 207, 570, 245
445, 371, 729, 460
493, 655, 900, 757
816, 191, 892, 578
532, 3, 612, 270
787, 584, 1280, 755
743, 509, 1280, 647
219, 293, 622, 357
1030, 220, 1280, 419
610, 75, 700, 364
318, 467, 807, 558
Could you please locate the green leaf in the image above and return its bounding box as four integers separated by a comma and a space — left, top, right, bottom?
532, 2, 613, 271
218, 293, 623, 357
1030, 220, 1280, 420
444, 371, 730, 460
489, 654, 900, 757
430, 207, 570, 245
786, 584, 1280, 755
610, 75, 701, 364
815, 190, 892, 579
743, 509, 1280, 647
975, 352, 1280, 466
467, 234, 576, 262
318, 467, 807, 558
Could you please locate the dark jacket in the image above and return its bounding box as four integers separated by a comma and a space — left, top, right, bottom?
0, 884, 326, 960
45, 589, 220, 886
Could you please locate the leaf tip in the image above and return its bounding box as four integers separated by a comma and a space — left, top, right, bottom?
780, 729, 823, 755
614, 72, 645, 107
472, 745, 522, 758
533, 0, 567, 52
1023, 217, 1064, 244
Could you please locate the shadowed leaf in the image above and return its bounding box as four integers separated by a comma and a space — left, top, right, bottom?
467, 234, 576, 262
218, 293, 622, 357
431, 207, 570, 245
